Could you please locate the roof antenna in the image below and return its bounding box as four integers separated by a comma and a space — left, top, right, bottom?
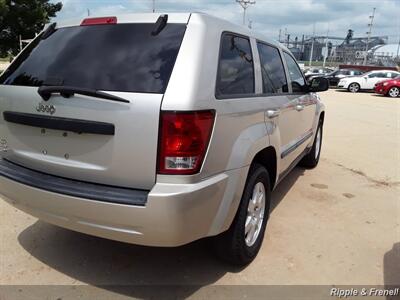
152, 14, 168, 36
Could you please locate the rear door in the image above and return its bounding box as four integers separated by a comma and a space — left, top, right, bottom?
256, 42, 299, 172
0, 19, 188, 189
364, 72, 386, 89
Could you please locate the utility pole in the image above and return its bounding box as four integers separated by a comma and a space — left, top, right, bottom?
87, 8, 90, 16
236, 0, 256, 26
309, 23, 315, 67
363, 7, 376, 65
323, 26, 329, 67
278, 29, 282, 43
152, 0, 155, 13
397, 35, 400, 60
396, 22, 400, 59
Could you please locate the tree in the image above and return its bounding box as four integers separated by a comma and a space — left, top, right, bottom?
0, 0, 62, 57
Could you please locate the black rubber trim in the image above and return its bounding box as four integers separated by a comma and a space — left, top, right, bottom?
0, 159, 148, 206
276, 147, 310, 186
3, 111, 115, 135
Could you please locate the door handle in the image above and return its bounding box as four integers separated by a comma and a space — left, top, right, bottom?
266, 109, 280, 119
295, 104, 304, 111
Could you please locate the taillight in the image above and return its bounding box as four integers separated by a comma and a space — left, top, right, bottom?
81, 17, 117, 26
158, 110, 215, 175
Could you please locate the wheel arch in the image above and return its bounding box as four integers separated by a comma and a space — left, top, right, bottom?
250, 146, 278, 190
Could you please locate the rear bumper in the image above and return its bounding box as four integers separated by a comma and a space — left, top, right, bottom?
0, 165, 231, 247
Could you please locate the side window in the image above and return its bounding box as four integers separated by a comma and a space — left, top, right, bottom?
391, 73, 399, 78
386, 72, 397, 78
369, 72, 384, 78
283, 52, 307, 93
216, 33, 254, 97
257, 42, 288, 94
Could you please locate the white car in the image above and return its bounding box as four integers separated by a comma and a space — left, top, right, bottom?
337, 70, 400, 93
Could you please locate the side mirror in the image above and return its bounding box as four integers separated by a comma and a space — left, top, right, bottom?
309, 77, 329, 92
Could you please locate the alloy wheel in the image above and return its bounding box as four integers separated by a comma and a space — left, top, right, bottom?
349, 83, 359, 93
315, 127, 321, 159
389, 87, 400, 98
245, 182, 266, 247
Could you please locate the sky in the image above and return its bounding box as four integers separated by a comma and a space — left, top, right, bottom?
50, 0, 400, 44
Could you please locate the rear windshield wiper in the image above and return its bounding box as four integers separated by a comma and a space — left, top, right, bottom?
38, 86, 130, 103
152, 15, 168, 36
41, 23, 57, 40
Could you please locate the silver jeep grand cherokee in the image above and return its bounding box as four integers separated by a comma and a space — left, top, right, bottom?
0, 13, 327, 265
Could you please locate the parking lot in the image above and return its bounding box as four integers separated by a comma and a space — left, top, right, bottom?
0, 89, 399, 297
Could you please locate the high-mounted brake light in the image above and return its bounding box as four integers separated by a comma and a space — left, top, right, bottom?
158, 110, 215, 175
81, 17, 117, 26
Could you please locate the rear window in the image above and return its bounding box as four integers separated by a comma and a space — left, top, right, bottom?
216, 33, 255, 98
0, 23, 186, 94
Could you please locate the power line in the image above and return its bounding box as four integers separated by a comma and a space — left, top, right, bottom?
236, 0, 255, 26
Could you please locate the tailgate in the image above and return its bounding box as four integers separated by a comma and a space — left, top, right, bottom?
0, 20, 187, 189
0, 86, 162, 189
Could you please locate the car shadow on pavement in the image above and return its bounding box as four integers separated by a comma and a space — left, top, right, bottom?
270, 166, 305, 212
17, 166, 306, 298
383, 243, 400, 300
18, 223, 234, 298
334, 89, 374, 94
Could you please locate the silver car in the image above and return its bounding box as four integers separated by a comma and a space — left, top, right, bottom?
0, 13, 327, 265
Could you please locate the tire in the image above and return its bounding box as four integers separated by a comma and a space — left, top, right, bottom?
347, 82, 360, 93
213, 164, 271, 266
299, 121, 323, 168
388, 87, 400, 98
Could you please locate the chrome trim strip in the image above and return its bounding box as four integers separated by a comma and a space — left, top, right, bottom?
281, 130, 313, 159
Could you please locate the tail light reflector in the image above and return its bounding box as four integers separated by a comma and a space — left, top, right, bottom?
158, 110, 215, 175
81, 17, 117, 26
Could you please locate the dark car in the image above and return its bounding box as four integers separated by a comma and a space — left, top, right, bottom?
325, 69, 364, 86
308, 69, 364, 87
304, 67, 333, 81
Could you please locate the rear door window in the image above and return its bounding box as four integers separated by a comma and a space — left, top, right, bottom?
256, 42, 288, 94
0, 23, 186, 94
283, 52, 307, 93
216, 33, 255, 97
369, 72, 384, 78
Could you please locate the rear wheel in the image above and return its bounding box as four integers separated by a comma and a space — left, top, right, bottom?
213, 164, 271, 266
388, 87, 400, 98
348, 82, 360, 93
299, 121, 323, 168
